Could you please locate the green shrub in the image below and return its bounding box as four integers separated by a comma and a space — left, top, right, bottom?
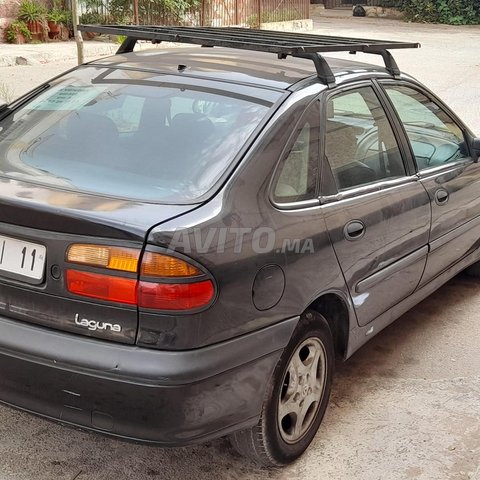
398, 0, 480, 24
18, 0, 47, 22
79, 11, 104, 23
5, 20, 33, 42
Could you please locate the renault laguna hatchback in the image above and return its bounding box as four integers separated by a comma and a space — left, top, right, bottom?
0, 26, 479, 466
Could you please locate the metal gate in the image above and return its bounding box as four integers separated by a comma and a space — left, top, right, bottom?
202, 0, 309, 26
79, 0, 309, 28
324, 0, 401, 7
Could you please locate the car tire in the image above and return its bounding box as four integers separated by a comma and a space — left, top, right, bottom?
229, 310, 334, 466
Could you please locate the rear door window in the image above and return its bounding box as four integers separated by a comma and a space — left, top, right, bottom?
0, 67, 280, 203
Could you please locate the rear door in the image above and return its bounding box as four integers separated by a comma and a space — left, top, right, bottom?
381, 82, 480, 285
321, 83, 431, 327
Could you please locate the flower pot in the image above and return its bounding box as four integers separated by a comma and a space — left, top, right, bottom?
48, 20, 61, 39
83, 31, 98, 40
13, 33, 27, 44
26, 19, 47, 41
48, 20, 60, 34
27, 20, 43, 34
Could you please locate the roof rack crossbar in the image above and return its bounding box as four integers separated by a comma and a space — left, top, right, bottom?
116, 36, 137, 54
291, 53, 336, 87
363, 49, 401, 77
78, 25, 420, 85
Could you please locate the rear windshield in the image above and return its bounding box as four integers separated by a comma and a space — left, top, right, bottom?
0, 67, 279, 203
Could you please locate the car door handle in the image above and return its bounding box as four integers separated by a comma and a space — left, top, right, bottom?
434, 188, 449, 205
344, 220, 365, 241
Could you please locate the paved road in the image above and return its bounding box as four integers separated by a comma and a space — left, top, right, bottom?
0, 17, 479, 480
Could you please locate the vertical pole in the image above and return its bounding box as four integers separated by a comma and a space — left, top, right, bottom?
72, 0, 84, 65
257, 0, 261, 27
133, 0, 140, 25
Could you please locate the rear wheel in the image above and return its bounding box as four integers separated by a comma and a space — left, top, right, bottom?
229, 310, 334, 466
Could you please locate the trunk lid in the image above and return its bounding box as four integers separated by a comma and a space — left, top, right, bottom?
0, 178, 196, 344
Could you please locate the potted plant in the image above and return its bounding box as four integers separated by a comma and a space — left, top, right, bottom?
5, 20, 32, 44
18, 0, 48, 41
79, 11, 104, 39
47, 9, 65, 38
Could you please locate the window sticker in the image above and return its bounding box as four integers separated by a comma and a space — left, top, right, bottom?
25, 85, 107, 111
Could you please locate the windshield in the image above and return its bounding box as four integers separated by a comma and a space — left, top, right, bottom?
0, 67, 279, 203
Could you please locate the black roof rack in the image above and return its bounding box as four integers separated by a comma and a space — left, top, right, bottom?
78, 25, 420, 87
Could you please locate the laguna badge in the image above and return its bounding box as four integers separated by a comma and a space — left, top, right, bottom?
74, 314, 122, 333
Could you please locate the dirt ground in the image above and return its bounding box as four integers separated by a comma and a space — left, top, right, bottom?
0, 15, 479, 480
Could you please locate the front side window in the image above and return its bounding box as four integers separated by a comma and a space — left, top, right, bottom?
325, 86, 406, 191
384, 85, 468, 170
0, 67, 279, 203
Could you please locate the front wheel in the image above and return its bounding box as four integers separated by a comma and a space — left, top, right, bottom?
229, 310, 334, 466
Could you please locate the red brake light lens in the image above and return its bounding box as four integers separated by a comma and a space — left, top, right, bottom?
138, 280, 215, 310
66, 270, 137, 305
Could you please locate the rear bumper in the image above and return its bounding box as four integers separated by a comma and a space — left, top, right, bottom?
0, 315, 298, 445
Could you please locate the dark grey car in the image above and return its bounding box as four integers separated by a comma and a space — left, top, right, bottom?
0, 27, 479, 466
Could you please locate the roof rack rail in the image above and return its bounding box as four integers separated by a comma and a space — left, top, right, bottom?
77, 25, 420, 87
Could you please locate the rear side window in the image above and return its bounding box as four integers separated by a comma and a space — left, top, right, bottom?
325, 86, 406, 191
273, 101, 320, 203
0, 68, 278, 203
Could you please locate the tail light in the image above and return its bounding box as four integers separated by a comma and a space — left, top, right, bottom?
66, 270, 137, 305
66, 244, 215, 311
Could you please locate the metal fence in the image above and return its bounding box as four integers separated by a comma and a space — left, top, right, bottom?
202, 0, 309, 27
78, 0, 309, 27
323, 0, 402, 7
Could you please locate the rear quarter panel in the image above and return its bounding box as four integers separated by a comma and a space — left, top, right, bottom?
141, 87, 354, 350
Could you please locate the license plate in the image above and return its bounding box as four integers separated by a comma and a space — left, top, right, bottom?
0, 235, 46, 281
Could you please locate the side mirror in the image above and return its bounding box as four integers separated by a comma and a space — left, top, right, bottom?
472, 137, 480, 163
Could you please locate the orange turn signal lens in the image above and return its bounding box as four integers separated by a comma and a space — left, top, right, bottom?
141, 252, 202, 277
67, 244, 140, 273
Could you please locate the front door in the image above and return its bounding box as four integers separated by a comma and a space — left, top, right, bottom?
382, 82, 480, 285
321, 84, 431, 326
